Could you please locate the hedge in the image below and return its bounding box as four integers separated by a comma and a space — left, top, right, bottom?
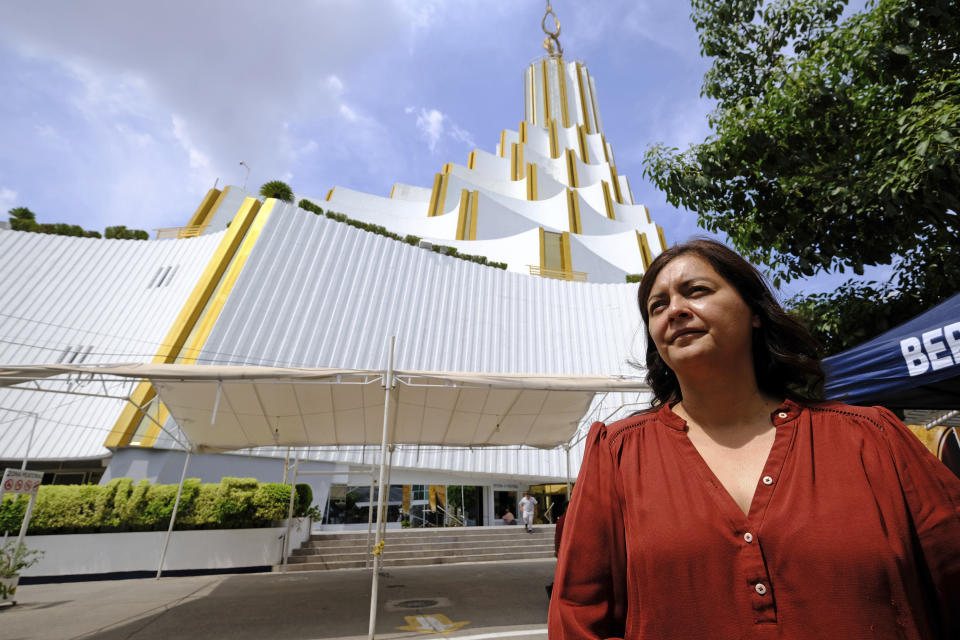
297, 199, 508, 270
0, 478, 313, 535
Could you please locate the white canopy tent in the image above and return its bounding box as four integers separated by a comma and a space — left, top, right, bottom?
0, 352, 648, 638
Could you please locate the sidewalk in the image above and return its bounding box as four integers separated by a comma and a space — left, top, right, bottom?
1, 558, 556, 639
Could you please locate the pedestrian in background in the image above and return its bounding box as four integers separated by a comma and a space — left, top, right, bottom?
519, 491, 537, 533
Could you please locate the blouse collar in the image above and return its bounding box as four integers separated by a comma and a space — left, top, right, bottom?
657, 398, 802, 431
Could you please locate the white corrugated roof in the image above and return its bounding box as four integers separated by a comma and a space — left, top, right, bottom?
0, 229, 225, 460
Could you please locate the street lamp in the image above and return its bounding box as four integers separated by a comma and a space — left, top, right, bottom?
239, 161, 250, 191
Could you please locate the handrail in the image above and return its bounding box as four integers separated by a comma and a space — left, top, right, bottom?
527, 265, 588, 282
399, 510, 438, 528
154, 225, 207, 239
435, 504, 465, 527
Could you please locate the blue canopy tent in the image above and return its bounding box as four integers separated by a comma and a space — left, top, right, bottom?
823, 292, 960, 409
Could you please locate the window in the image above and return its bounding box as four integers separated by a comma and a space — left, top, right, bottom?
411, 485, 427, 501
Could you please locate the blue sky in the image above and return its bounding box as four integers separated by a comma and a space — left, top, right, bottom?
0, 0, 883, 298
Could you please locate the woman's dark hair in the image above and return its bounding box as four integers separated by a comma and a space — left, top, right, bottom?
636, 238, 824, 406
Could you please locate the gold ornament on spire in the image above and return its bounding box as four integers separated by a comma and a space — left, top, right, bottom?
542, 1, 563, 57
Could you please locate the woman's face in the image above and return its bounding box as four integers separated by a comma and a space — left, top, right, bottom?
645, 254, 760, 377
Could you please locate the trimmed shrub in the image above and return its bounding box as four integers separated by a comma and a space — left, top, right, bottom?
252, 483, 293, 522
105, 225, 149, 240
294, 483, 312, 516
296, 199, 507, 270
0, 495, 28, 534
260, 180, 294, 202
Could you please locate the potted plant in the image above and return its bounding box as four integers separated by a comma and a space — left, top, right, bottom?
0, 539, 43, 603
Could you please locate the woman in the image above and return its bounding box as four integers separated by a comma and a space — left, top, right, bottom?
548, 239, 960, 639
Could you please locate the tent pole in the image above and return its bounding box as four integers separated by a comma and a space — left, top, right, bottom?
156, 449, 191, 579
365, 463, 375, 569
280, 454, 300, 572
565, 444, 572, 501
368, 335, 396, 640
379, 445, 396, 541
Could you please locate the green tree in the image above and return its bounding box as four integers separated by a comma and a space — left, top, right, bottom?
8, 206, 39, 232
259, 180, 294, 202
105, 225, 149, 240
644, 0, 959, 353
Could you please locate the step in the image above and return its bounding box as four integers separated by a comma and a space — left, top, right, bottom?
281, 549, 556, 572
293, 540, 554, 558
291, 542, 553, 563
305, 525, 555, 542
299, 531, 552, 550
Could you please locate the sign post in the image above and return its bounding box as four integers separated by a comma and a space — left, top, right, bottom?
1, 468, 43, 603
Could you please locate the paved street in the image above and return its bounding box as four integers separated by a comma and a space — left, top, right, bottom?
1, 559, 556, 640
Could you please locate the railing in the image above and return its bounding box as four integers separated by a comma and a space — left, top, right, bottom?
527, 265, 588, 282
436, 505, 465, 527
154, 225, 207, 239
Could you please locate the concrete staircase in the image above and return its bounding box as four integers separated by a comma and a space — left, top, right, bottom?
280, 525, 556, 571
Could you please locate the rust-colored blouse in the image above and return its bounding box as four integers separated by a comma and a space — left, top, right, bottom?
548, 400, 960, 639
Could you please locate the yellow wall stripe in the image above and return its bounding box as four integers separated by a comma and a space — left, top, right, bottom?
539, 227, 546, 269
575, 62, 592, 134
427, 173, 442, 217
623, 176, 636, 205
325, 188, 335, 202
541, 59, 551, 125
561, 231, 573, 273
138, 200, 276, 445
549, 119, 559, 159
499, 130, 507, 158
577, 126, 590, 164
609, 166, 624, 204
467, 150, 477, 170
198, 186, 232, 229
601, 180, 616, 220
469, 191, 479, 241
566, 149, 579, 188
456, 189, 471, 240
187, 188, 222, 227
558, 57, 570, 128
643, 205, 652, 224
527, 163, 538, 200
566, 189, 582, 234
442, 162, 453, 175
657, 224, 668, 251
104, 197, 264, 448
589, 76, 602, 135
519, 121, 528, 144
601, 135, 610, 163
390, 184, 397, 199
638, 232, 653, 270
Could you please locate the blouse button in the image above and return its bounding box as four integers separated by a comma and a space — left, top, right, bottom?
743, 532, 754, 543
762, 475, 774, 486
777, 412, 788, 419
755, 583, 767, 595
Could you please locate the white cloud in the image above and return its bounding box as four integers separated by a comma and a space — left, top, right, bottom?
0, 187, 18, 212
411, 107, 475, 153
171, 115, 212, 173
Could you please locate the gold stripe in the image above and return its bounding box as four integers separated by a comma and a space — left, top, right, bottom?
528, 64, 537, 124
643, 205, 652, 224
566, 149, 579, 188
437, 172, 450, 214
527, 163, 538, 200
577, 126, 590, 164
637, 231, 653, 270
575, 62, 592, 134
199, 186, 232, 228
558, 57, 570, 128
325, 188, 334, 202
601, 135, 610, 163
390, 184, 397, 199
623, 176, 635, 205
442, 162, 453, 175
601, 181, 616, 220
657, 225, 667, 251
589, 75, 601, 135
519, 121, 528, 144
566, 189, 582, 234
187, 188, 221, 227
467, 150, 477, 170
427, 173, 442, 217
561, 231, 573, 273
541, 59, 551, 125
549, 119, 559, 159
539, 227, 546, 269
499, 130, 507, 158
139, 198, 272, 446
469, 190, 479, 240
609, 166, 624, 204
104, 197, 263, 448
456, 189, 470, 240
516, 143, 524, 180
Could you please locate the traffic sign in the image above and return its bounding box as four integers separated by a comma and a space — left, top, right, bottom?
1, 469, 43, 496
